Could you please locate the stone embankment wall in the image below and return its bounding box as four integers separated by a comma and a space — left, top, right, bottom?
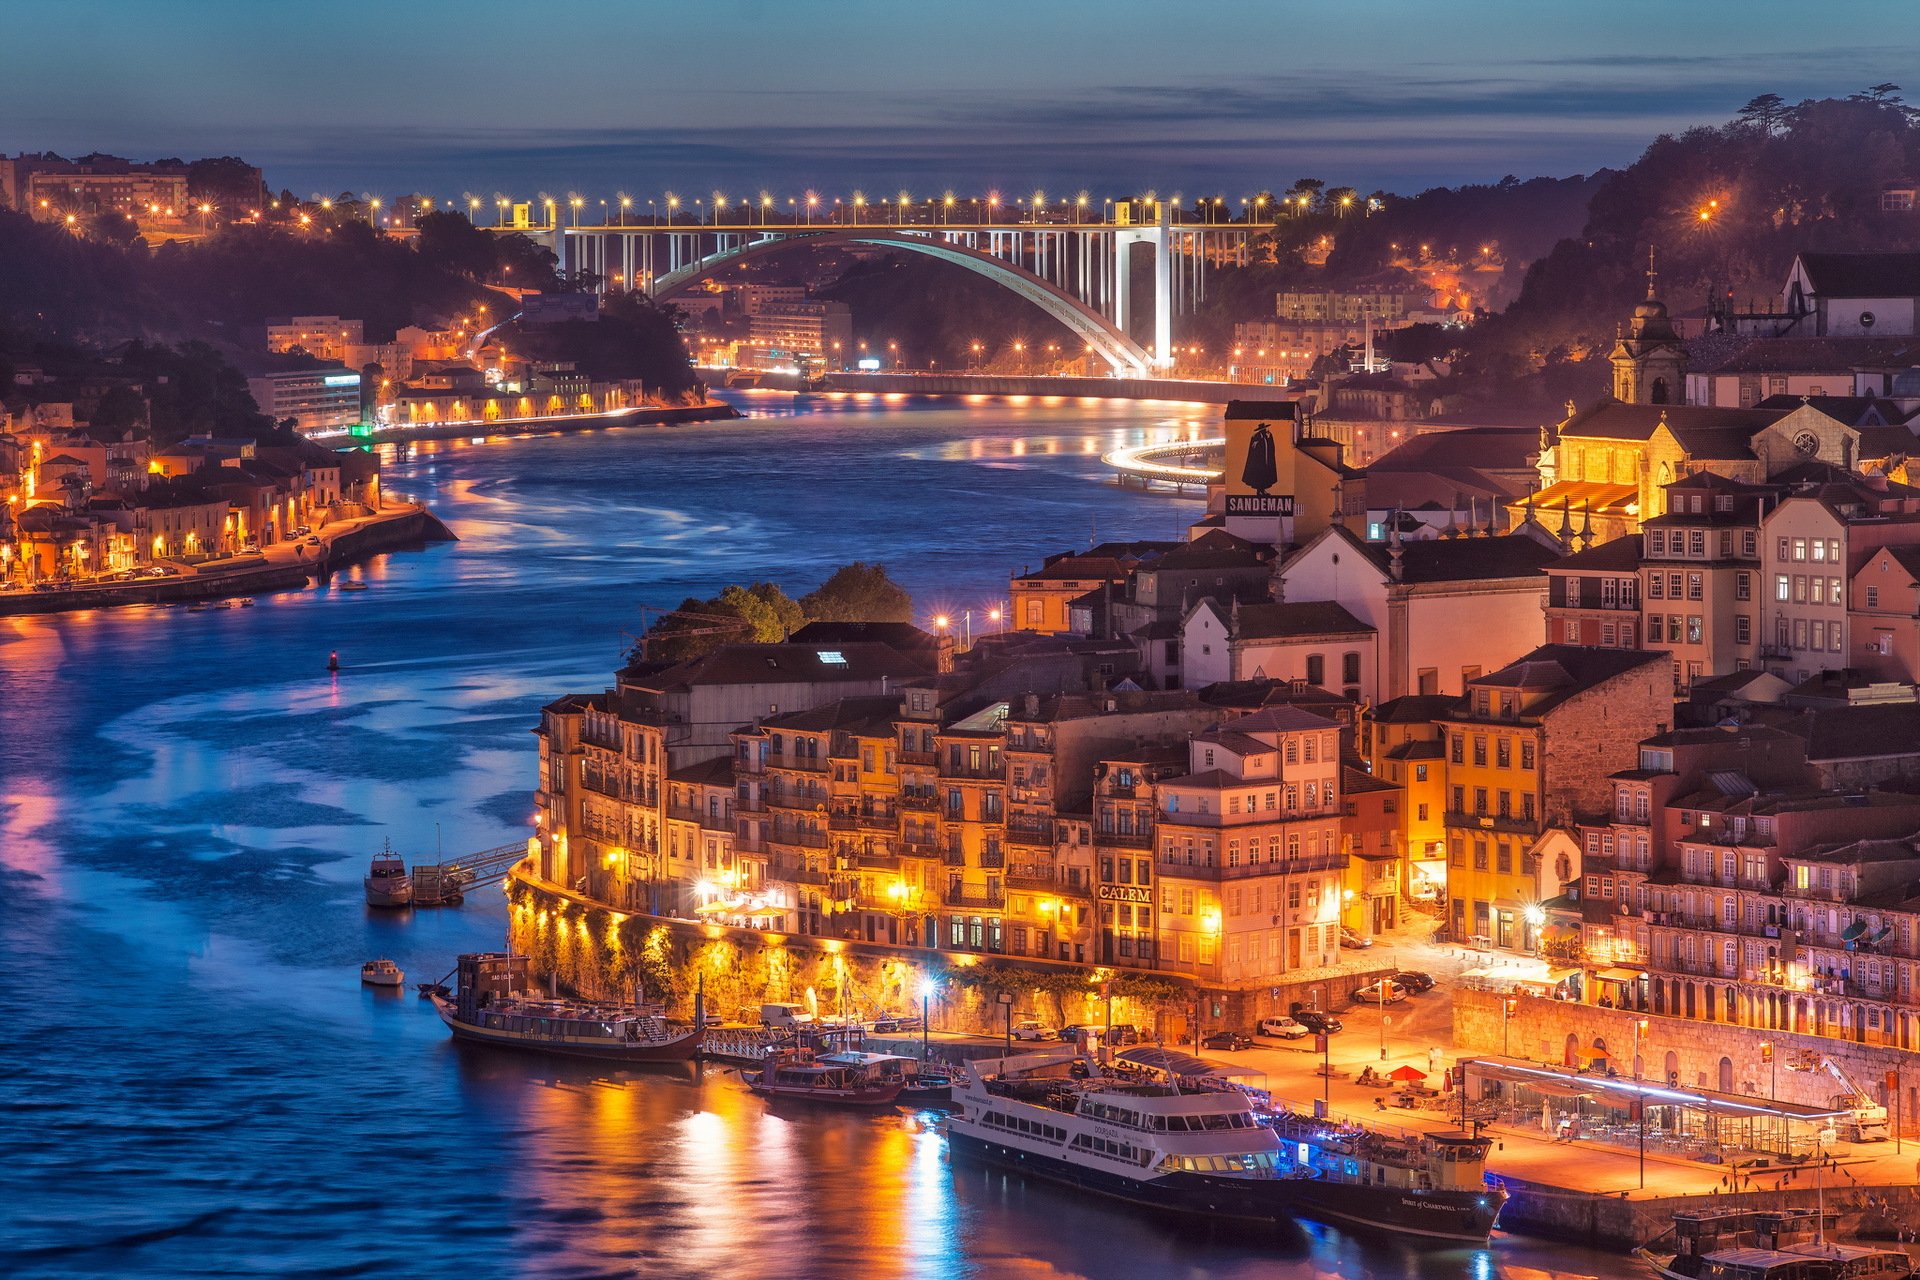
1454, 987, 1920, 1123
507, 877, 1190, 1038
357, 401, 738, 446
1500, 1178, 1920, 1248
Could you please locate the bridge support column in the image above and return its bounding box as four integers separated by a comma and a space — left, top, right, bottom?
1154, 203, 1173, 367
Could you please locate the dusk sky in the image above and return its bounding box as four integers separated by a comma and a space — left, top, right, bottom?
7, 0, 1917, 203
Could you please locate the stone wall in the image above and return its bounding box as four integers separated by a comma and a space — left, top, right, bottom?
1456, 987, 1920, 1127
1499, 1178, 1920, 1248
507, 877, 1193, 1038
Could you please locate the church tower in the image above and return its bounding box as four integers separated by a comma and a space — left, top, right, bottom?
1609, 250, 1689, 405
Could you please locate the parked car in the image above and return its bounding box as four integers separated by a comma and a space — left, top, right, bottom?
304, 536, 322, 547
1010, 1019, 1056, 1041
1353, 981, 1408, 1005
1058, 1024, 1107, 1044
1200, 1031, 1253, 1052
1394, 970, 1437, 993
1257, 1016, 1310, 1040
1292, 1009, 1344, 1035
870, 1011, 923, 1033
1340, 926, 1374, 949
1106, 1024, 1142, 1045
292, 525, 312, 538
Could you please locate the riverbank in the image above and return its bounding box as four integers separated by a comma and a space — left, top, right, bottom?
0, 503, 455, 616
731, 370, 1297, 404
346, 399, 740, 447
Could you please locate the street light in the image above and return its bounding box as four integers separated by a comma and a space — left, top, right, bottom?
920, 977, 937, 1060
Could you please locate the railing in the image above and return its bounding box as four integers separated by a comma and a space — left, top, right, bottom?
941, 848, 966, 866
980, 849, 1005, 869
1444, 810, 1541, 836
940, 762, 1006, 781
768, 828, 829, 849
856, 853, 901, 872
767, 753, 829, 774
767, 790, 827, 812
898, 748, 936, 766
1006, 872, 1079, 894
733, 794, 767, 814
1095, 829, 1154, 849
1155, 852, 1345, 880
900, 833, 939, 852
857, 811, 896, 830
946, 888, 1006, 909
899, 792, 938, 812
768, 858, 830, 886
828, 812, 858, 831
1006, 822, 1053, 847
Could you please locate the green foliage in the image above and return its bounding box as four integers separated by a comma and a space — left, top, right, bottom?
799, 561, 912, 623
633, 562, 915, 663
498, 289, 699, 398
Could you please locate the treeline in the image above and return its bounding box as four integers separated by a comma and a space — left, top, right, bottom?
1458, 89, 1920, 406
633, 563, 912, 664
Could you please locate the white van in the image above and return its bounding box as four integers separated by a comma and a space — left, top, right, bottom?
760, 1003, 815, 1031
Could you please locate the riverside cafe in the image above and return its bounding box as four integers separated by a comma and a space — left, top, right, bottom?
1464, 1059, 1858, 1160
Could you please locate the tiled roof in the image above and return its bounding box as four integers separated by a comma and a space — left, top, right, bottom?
1350, 531, 1561, 584
1797, 252, 1920, 297
1794, 703, 1920, 761
1688, 335, 1920, 375
1549, 534, 1642, 573
1235, 600, 1374, 640
1371, 693, 1460, 723
1224, 704, 1343, 735
1558, 401, 1783, 442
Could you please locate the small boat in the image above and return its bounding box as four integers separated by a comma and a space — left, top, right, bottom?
431, 953, 702, 1063
340, 581, 369, 592
751, 1048, 906, 1106
238, 598, 255, 608
364, 843, 412, 907
361, 958, 405, 987
1640, 1208, 1907, 1280
328, 650, 340, 673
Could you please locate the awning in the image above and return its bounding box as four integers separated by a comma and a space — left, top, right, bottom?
1546, 966, 1580, 981
1539, 923, 1579, 942
1595, 966, 1646, 982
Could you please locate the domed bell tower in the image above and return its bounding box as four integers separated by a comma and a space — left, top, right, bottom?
1610, 249, 1688, 405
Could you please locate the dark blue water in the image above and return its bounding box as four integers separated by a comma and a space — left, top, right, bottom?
0, 393, 1618, 1278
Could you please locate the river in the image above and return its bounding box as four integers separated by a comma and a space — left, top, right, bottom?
0, 391, 1623, 1279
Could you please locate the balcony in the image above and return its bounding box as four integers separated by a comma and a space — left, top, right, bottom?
768, 857, 830, 887
1095, 829, 1155, 849
1156, 852, 1345, 880
899, 792, 938, 812
857, 810, 897, 831
898, 747, 936, 766
980, 848, 1005, 869
828, 811, 859, 831
768, 827, 829, 849
940, 762, 1006, 782
900, 833, 939, 853
1444, 810, 1542, 837
946, 888, 1007, 910
1006, 819, 1053, 847
856, 852, 902, 873
768, 754, 829, 774
941, 847, 966, 866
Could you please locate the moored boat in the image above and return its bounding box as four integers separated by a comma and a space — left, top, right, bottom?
750, 1048, 906, 1106
361, 958, 404, 987
946, 1044, 1504, 1243
1639, 1208, 1906, 1280
430, 952, 702, 1063
364, 843, 412, 907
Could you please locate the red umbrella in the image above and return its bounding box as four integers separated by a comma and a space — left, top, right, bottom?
1388, 1065, 1427, 1082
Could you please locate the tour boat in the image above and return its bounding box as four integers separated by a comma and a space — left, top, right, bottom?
364, 844, 412, 907
430, 953, 702, 1063
361, 958, 405, 987
816, 1050, 956, 1102
750, 1048, 906, 1106
1641, 1208, 1909, 1280
946, 1045, 1504, 1243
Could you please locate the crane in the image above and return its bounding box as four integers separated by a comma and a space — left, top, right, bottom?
1786, 1052, 1889, 1141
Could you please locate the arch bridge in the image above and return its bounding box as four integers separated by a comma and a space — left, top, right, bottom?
509, 208, 1256, 374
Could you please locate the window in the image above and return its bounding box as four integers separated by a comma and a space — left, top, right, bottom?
1735, 615, 1751, 644
1867, 586, 1881, 609
1342, 651, 1361, 685
1520, 741, 1535, 770
1649, 574, 1665, 599
1735, 572, 1751, 601
1649, 530, 1665, 555
1689, 530, 1706, 556
1305, 654, 1325, 686
1449, 735, 1463, 765
1774, 574, 1790, 602
1742, 531, 1757, 557
1472, 736, 1487, 767
1496, 738, 1511, 768
1414, 764, 1428, 782
1687, 573, 1703, 600
1687, 616, 1703, 644
1793, 538, 1807, 562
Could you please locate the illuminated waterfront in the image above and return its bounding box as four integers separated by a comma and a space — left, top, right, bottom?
1, 393, 1619, 1278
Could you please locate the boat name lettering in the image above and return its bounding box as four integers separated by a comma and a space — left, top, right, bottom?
1097, 885, 1154, 904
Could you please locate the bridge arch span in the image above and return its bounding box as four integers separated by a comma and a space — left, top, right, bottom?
647, 229, 1152, 376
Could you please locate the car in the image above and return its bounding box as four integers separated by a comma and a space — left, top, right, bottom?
1200, 1031, 1253, 1052
1292, 1009, 1343, 1035
1394, 970, 1437, 993
1353, 981, 1408, 1006
1010, 1019, 1056, 1041
292, 525, 312, 538
1257, 1016, 1310, 1040
305, 536, 322, 546
870, 1012, 922, 1033
1106, 1024, 1142, 1045
1340, 926, 1374, 949
1058, 1024, 1107, 1044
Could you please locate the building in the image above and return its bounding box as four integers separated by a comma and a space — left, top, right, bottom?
247, 368, 363, 436
1152, 706, 1351, 1023
1010, 542, 1175, 635
1, 153, 194, 228
1439, 644, 1669, 952
1760, 478, 1920, 684
1850, 545, 1920, 682
264, 317, 366, 360
1779, 252, 1920, 338
1543, 535, 1643, 649
1279, 523, 1562, 698
746, 301, 853, 373
1201, 599, 1379, 702
1639, 472, 1776, 688
1363, 694, 1456, 902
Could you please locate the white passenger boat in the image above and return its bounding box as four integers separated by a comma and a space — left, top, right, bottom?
364, 843, 412, 907
947, 1045, 1504, 1242
361, 958, 404, 987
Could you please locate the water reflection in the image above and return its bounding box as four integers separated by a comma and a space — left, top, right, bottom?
0, 395, 1631, 1278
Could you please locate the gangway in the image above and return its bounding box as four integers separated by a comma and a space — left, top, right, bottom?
411, 842, 528, 906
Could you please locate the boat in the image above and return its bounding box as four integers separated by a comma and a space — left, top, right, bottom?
816, 1050, 957, 1102
750, 1048, 906, 1106
945, 1045, 1504, 1242
361, 958, 405, 987
1641, 1208, 1908, 1280
340, 581, 369, 592
364, 843, 412, 907
430, 952, 702, 1063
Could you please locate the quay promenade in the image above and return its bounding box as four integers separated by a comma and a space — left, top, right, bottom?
0, 502, 453, 616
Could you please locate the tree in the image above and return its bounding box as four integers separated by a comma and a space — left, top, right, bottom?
415, 210, 499, 280
800, 561, 913, 623
187, 157, 265, 211
717, 583, 805, 642
1736, 93, 1789, 134
90, 384, 148, 432
83, 210, 140, 247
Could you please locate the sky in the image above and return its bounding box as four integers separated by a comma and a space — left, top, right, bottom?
5, 0, 1917, 205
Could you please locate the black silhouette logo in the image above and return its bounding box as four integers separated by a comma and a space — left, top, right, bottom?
1226, 419, 1293, 516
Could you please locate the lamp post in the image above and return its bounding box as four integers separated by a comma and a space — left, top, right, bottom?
920, 977, 936, 1061
998, 992, 1014, 1072
1503, 996, 1516, 1057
